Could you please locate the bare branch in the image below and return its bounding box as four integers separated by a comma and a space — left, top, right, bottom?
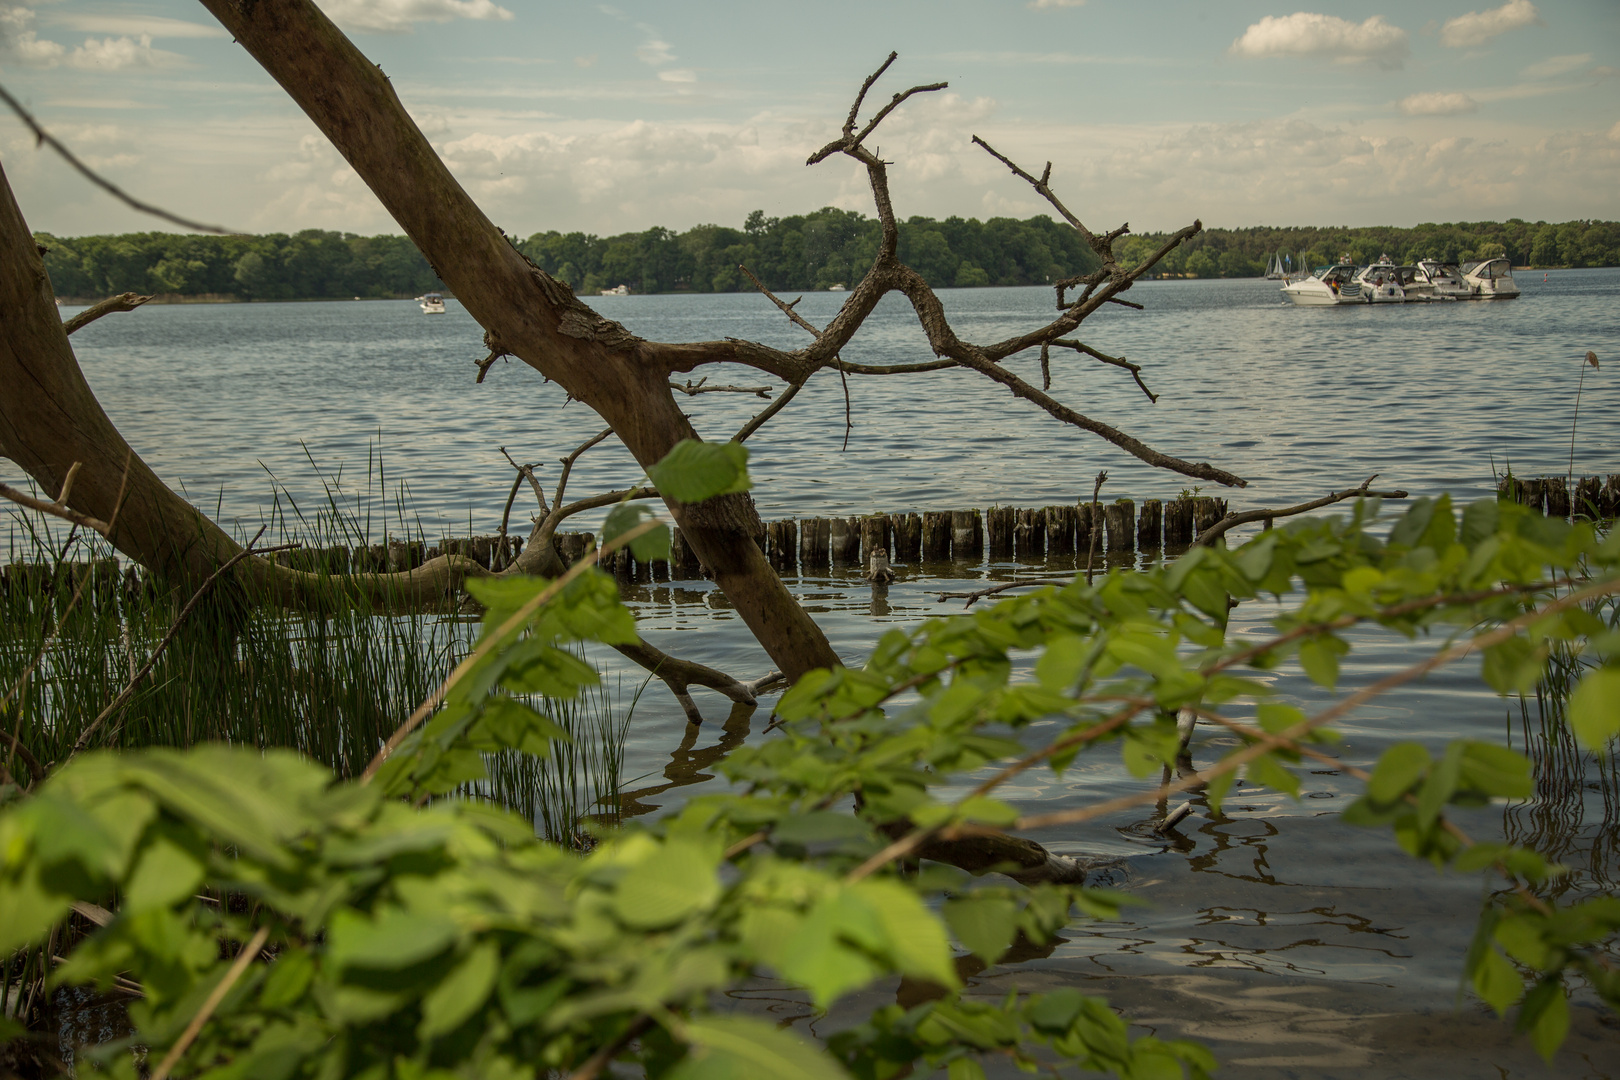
1084, 469, 1107, 585
733, 380, 804, 444
834, 357, 957, 376
555, 428, 614, 509
842, 51, 898, 140
0, 476, 111, 534
740, 264, 822, 338
1048, 339, 1157, 402
0, 82, 233, 235
1196, 476, 1409, 546
495, 447, 546, 571
972, 136, 1099, 248
62, 292, 152, 336
937, 576, 1075, 606
668, 377, 774, 399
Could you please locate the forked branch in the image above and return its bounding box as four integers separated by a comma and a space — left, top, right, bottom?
62, 292, 152, 336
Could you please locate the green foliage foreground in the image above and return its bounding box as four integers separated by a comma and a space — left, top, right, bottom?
3, 442, 1619, 1079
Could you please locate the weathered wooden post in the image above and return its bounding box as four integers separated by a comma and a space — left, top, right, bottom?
1602, 475, 1620, 519
861, 514, 891, 564
892, 512, 922, 563
1164, 498, 1193, 547
1104, 499, 1135, 553
951, 510, 982, 559
1045, 505, 1074, 555
1522, 478, 1547, 516
828, 516, 860, 564
1574, 477, 1602, 521
1497, 475, 1525, 505
796, 518, 826, 568
987, 506, 1015, 557
1015, 507, 1045, 559
1544, 477, 1571, 519
922, 511, 952, 561
774, 520, 800, 572
1137, 498, 1162, 550
1190, 497, 1223, 538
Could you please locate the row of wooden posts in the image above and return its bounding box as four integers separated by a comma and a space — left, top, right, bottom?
599, 495, 1233, 580
1498, 474, 1620, 520
5, 475, 1614, 595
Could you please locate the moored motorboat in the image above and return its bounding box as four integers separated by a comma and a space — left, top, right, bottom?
1417, 260, 1471, 300
418, 292, 446, 314
1280, 264, 1364, 305
1461, 257, 1520, 299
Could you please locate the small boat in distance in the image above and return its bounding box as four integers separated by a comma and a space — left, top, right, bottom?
599, 284, 630, 296
827, 282, 847, 292
1461, 257, 1520, 299
1281, 264, 1365, 305
418, 292, 446, 314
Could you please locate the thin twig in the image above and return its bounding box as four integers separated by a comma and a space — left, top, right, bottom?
555, 429, 613, 509
563, 1014, 657, 1080
0, 480, 111, 534
733, 379, 804, 444
668, 378, 774, 398
495, 447, 546, 571
1047, 339, 1156, 403
0, 82, 232, 234
1196, 476, 1408, 546
148, 924, 271, 1080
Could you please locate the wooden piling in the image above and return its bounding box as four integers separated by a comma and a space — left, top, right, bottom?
1190, 497, 1223, 538
1544, 477, 1570, 519
1522, 478, 1547, 515
1603, 475, 1620, 519
1015, 507, 1045, 559
921, 511, 952, 560
1574, 476, 1602, 521
1104, 499, 1135, 552
829, 516, 860, 564
861, 514, 891, 563
1137, 498, 1162, 550
1497, 475, 1525, 505
951, 510, 982, 559
892, 512, 922, 563
1164, 498, 1193, 547
987, 506, 1016, 557
1044, 505, 1074, 555
798, 518, 828, 567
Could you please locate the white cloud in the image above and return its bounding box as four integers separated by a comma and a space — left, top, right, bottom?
1399, 91, 1478, 116
67, 35, 188, 70
1521, 53, 1591, 79
574, 54, 597, 68
52, 14, 227, 40
658, 68, 696, 84
1440, 0, 1540, 49
0, 3, 64, 67
1610, 120, 1620, 142
1230, 13, 1409, 67
636, 38, 674, 65
1028, 0, 1086, 8
314, 0, 513, 35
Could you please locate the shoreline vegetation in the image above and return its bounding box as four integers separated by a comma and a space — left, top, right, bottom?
36, 211, 1618, 303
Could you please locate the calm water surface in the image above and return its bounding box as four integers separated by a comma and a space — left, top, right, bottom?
14, 271, 1620, 1077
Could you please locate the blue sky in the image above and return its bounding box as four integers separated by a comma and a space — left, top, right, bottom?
1, 0, 1616, 237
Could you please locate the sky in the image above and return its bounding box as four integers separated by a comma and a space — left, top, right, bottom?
0, 0, 1616, 238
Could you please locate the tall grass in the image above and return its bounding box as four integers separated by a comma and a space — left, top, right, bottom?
1, 457, 632, 843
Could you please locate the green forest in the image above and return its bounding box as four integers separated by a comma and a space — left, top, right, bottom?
35, 213, 1619, 301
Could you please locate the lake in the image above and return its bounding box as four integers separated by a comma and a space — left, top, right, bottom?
13, 270, 1620, 1077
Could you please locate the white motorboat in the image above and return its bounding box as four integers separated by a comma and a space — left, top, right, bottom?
418, 292, 446, 314
1417, 260, 1472, 300
1352, 254, 1408, 303
599, 284, 630, 296
1280, 264, 1365, 305
1461, 257, 1520, 299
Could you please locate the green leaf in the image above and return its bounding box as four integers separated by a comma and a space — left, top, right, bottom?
1518, 978, 1570, 1062
1204, 770, 1235, 816
1567, 668, 1620, 751
122, 830, 205, 914
670, 1016, 850, 1080
1246, 753, 1299, 798
1387, 498, 1435, 549
326, 906, 459, 971
1298, 636, 1347, 689
612, 839, 721, 929
1481, 636, 1546, 696
1458, 743, 1532, 800
1416, 742, 1463, 830
419, 941, 500, 1040
850, 879, 958, 990
602, 502, 671, 563
946, 1059, 987, 1080
1367, 743, 1431, 805
646, 440, 752, 503
1035, 634, 1087, 692
943, 895, 1019, 963
1472, 947, 1523, 1016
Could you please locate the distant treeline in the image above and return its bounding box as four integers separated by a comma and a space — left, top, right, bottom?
35, 214, 1618, 300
